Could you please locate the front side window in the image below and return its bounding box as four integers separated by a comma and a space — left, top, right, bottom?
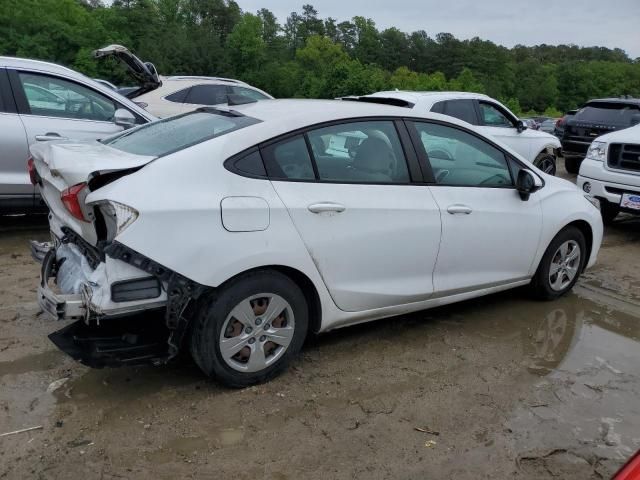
103, 110, 261, 157
479, 102, 514, 128
230, 86, 270, 101
19, 72, 117, 121
184, 84, 229, 105
411, 122, 513, 187
307, 121, 410, 183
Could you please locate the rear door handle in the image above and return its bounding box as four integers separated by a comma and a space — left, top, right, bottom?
35, 133, 68, 142
308, 202, 346, 214
447, 204, 473, 215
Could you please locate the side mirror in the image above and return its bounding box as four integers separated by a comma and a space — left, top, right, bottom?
516, 119, 528, 133
516, 169, 542, 201
113, 108, 136, 129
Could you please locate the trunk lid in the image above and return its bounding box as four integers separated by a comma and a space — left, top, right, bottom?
30, 140, 155, 245
93, 44, 161, 99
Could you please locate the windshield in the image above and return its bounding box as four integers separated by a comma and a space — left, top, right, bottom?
103, 109, 261, 156
575, 102, 640, 125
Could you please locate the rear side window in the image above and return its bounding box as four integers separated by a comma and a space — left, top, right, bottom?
103, 110, 261, 157
307, 120, 410, 183
442, 100, 478, 125
165, 87, 190, 103
184, 85, 229, 105
262, 136, 315, 180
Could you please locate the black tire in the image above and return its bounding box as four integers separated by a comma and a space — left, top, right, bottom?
530, 226, 587, 301
564, 156, 581, 174
600, 200, 619, 225
189, 270, 308, 388
534, 152, 557, 175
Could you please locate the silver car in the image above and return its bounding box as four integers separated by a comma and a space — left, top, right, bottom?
0, 56, 156, 214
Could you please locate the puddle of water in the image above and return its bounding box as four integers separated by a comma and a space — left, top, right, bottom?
0, 349, 65, 378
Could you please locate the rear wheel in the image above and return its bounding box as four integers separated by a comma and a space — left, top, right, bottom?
530, 226, 586, 300
534, 152, 557, 175
564, 156, 581, 174
600, 200, 619, 225
190, 270, 308, 387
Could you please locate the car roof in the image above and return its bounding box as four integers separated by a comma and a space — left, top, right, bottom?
368, 90, 493, 103
586, 98, 640, 106
0, 56, 90, 82
163, 76, 249, 85
221, 98, 475, 142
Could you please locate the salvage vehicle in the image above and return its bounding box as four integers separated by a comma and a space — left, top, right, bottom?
577, 123, 640, 223
94, 45, 273, 118
562, 97, 640, 174
30, 99, 603, 387
343, 91, 561, 175
0, 56, 156, 214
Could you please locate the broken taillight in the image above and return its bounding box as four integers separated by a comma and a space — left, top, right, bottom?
614, 450, 640, 480
27, 157, 37, 185
61, 183, 89, 222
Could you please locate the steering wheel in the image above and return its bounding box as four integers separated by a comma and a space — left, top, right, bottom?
479, 174, 510, 186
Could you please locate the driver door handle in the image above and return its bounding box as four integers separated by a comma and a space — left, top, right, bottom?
308, 202, 346, 214
447, 204, 473, 215
35, 133, 68, 142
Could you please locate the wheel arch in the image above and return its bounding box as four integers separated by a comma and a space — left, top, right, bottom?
216, 265, 323, 336
560, 220, 594, 271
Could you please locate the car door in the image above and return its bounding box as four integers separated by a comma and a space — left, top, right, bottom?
265, 119, 442, 312
475, 100, 531, 159
407, 120, 543, 294
0, 68, 32, 204
9, 70, 138, 146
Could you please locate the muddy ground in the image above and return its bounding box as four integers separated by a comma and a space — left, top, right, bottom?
1, 162, 639, 479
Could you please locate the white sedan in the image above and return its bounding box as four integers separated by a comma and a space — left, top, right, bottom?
30, 99, 603, 387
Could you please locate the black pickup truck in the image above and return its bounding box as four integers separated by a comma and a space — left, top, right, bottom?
562, 98, 640, 173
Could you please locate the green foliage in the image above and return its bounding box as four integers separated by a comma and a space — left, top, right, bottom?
2, 1, 639, 114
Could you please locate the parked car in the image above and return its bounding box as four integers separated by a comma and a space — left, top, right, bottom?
0, 56, 156, 214
539, 118, 558, 134
94, 45, 273, 118
521, 118, 540, 130
562, 98, 640, 174
577, 123, 640, 224
554, 109, 576, 139
29, 99, 602, 387
345, 91, 561, 175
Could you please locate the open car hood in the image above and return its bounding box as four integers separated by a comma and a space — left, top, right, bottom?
93, 44, 161, 99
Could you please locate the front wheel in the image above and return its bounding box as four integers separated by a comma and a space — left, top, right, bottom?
534, 153, 557, 175
530, 226, 586, 300
189, 270, 309, 387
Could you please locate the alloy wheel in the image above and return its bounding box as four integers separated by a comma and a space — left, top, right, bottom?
548, 240, 581, 291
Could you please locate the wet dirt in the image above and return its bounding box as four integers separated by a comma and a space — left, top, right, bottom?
1, 166, 639, 479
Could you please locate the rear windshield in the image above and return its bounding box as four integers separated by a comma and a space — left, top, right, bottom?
575, 102, 640, 125
103, 108, 261, 156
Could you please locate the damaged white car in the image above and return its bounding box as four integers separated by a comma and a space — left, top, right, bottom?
31, 99, 603, 387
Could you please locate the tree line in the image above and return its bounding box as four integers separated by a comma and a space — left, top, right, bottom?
2, 0, 639, 116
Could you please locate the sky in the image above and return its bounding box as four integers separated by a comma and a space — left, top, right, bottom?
235, 0, 640, 59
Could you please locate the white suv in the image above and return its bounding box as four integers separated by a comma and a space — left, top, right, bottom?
94, 45, 273, 118
577, 124, 640, 223
347, 91, 561, 174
